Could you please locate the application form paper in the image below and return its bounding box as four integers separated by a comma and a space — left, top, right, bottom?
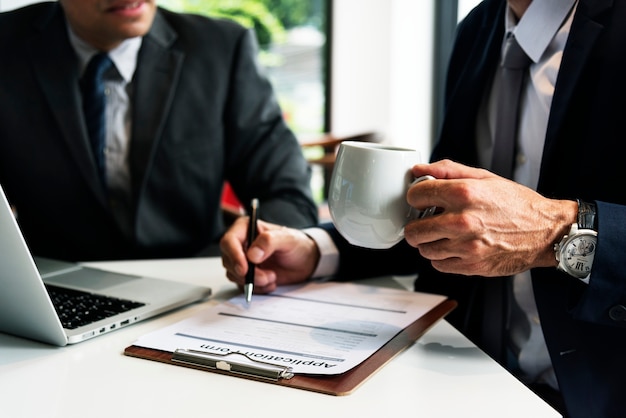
132, 281, 447, 375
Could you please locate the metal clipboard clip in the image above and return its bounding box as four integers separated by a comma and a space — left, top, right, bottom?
172, 349, 294, 381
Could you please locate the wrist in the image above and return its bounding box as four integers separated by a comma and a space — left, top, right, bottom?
302, 227, 339, 278
541, 200, 578, 268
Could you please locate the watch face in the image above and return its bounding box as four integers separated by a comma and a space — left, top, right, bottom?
564, 235, 597, 277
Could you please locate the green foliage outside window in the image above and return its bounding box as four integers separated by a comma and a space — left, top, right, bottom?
158, 0, 319, 48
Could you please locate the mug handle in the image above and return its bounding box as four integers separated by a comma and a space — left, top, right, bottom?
407, 175, 437, 220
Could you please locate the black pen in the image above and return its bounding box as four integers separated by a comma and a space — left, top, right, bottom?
244, 198, 259, 304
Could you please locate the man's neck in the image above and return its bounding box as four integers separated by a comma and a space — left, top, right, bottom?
508, 0, 532, 20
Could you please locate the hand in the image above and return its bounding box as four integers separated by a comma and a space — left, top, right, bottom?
405, 159, 577, 277
220, 217, 321, 294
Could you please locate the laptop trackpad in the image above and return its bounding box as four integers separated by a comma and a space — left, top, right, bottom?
43, 267, 141, 291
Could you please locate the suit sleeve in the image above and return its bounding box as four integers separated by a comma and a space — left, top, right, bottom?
318, 223, 424, 280
572, 201, 626, 327
223, 29, 318, 228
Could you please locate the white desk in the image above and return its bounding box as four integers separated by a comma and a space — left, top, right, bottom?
0, 258, 560, 418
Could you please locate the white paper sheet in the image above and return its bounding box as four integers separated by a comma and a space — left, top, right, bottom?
132, 281, 446, 375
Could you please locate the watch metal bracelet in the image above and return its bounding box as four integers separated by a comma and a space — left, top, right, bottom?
576, 199, 597, 231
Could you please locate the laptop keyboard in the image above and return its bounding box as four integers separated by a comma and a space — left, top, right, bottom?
45, 284, 145, 329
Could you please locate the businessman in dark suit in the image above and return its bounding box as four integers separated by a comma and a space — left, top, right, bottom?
0, 1, 317, 261
221, 0, 626, 416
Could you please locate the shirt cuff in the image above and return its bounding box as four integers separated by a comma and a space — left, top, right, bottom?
302, 227, 340, 278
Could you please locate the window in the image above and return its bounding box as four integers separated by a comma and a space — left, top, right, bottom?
458, 0, 482, 21
432, 0, 481, 140
159, 0, 330, 136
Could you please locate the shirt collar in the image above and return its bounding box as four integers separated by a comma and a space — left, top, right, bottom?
67, 26, 142, 83
506, 0, 577, 63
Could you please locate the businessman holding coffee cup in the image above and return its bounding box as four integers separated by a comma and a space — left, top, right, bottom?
221, 0, 626, 416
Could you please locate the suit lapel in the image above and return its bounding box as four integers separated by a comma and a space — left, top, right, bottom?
129, 11, 184, 201
434, 0, 506, 165
542, 0, 613, 167
28, 6, 108, 207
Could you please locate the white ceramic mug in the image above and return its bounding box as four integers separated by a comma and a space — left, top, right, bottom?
328, 141, 434, 249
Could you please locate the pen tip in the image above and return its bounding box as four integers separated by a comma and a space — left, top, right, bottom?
244, 284, 253, 304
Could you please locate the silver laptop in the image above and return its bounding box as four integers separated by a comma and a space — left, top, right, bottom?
0, 184, 212, 346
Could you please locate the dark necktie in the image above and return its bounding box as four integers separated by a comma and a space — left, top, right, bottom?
490, 34, 532, 179
81, 52, 113, 188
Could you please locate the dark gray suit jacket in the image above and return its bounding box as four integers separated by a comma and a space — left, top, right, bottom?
322, 1, 626, 416
0, 3, 317, 261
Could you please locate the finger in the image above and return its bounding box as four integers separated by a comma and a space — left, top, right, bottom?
406, 177, 443, 210
406, 177, 484, 214
226, 269, 277, 294
250, 281, 277, 295
220, 242, 246, 277
225, 269, 244, 286
404, 212, 461, 247
246, 225, 294, 264
414, 239, 456, 261
225, 266, 276, 285
430, 258, 495, 277
411, 159, 494, 180
430, 258, 471, 275
220, 216, 253, 276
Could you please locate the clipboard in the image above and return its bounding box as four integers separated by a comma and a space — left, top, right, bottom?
124, 298, 456, 396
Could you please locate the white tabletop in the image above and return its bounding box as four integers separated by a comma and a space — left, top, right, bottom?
0, 257, 560, 418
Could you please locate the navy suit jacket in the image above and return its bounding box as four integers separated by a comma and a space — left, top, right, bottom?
324, 1, 626, 416
0, 3, 317, 261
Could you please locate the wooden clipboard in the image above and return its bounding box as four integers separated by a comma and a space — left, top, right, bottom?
124, 298, 456, 396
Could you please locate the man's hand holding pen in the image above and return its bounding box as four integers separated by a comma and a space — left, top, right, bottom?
220, 214, 321, 296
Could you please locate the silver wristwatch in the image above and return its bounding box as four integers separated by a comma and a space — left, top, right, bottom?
554, 200, 597, 279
